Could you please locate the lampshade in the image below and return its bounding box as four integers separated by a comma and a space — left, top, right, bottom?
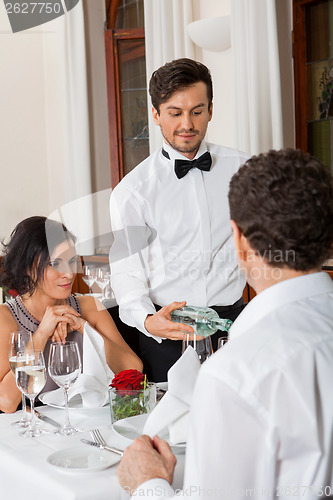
187, 16, 231, 52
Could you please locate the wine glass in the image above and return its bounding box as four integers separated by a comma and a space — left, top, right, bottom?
95, 267, 109, 299
82, 265, 96, 294
182, 333, 213, 363
8, 330, 34, 428
48, 341, 82, 436
15, 349, 47, 437
217, 336, 228, 349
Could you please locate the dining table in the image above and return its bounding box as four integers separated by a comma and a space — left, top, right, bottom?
0, 403, 185, 500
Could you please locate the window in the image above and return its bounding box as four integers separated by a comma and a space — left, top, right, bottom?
294, 0, 333, 172
105, 0, 149, 186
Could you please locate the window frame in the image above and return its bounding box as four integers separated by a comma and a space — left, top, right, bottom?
104, 0, 145, 187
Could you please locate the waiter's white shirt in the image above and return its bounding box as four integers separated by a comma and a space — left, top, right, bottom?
110, 141, 248, 339
133, 272, 333, 499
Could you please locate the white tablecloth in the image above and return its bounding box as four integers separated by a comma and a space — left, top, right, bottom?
0, 405, 185, 500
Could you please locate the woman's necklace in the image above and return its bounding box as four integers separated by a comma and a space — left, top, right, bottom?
20, 296, 66, 323
18, 296, 42, 323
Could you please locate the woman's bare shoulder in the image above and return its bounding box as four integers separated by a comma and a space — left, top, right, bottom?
76, 295, 106, 315
0, 303, 18, 334
0, 303, 17, 321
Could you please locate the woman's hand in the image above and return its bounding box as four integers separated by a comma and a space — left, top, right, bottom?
50, 313, 87, 343
63, 313, 86, 336
35, 305, 81, 344
51, 321, 69, 344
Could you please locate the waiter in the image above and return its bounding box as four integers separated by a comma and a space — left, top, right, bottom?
109, 58, 248, 381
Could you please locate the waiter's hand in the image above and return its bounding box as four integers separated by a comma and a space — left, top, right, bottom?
117, 435, 176, 493
144, 301, 195, 340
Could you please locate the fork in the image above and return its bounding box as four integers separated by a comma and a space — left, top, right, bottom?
90, 429, 124, 456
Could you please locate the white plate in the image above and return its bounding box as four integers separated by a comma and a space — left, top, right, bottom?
85, 293, 103, 298
75, 293, 103, 299
47, 446, 120, 472
113, 413, 185, 450
39, 392, 108, 410
156, 382, 168, 391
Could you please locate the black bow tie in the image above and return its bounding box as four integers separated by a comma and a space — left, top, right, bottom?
162, 149, 212, 179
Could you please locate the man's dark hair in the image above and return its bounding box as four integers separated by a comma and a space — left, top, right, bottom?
149, 58, 213, 114
228, 149, 333, 271
0, 216, 76, 295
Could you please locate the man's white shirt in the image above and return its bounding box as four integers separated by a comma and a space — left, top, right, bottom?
132, 272, 333, 499
110, 141, 248, 340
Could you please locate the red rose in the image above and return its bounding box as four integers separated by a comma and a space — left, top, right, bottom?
9, 289, 18, 297
110, 369, 146, 396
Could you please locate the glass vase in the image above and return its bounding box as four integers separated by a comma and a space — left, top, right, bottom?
109, 383, 156, 423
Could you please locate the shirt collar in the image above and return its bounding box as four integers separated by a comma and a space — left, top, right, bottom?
162, 140, 208, 164
230, 272, 333, 340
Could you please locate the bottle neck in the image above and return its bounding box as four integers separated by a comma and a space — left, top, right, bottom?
208, 317, 233, 332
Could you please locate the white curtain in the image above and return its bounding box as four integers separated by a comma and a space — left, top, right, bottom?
230, 0, 284, 155
143, 0, 196, 153
48, 188, 112, 257
42, 2, 94, 254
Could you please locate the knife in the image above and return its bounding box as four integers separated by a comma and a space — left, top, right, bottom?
80, 439, 124, 456
27, 408, 61, 428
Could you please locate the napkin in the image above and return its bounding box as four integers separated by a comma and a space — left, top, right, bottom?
143, 346, 201, 444
42, 323, 114, 408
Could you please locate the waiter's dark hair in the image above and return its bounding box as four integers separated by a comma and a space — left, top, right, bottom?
228, 149, 333, 271
149, 58, 213, 114
0, 216, 76, 295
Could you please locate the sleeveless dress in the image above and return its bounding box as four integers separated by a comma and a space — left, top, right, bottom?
5, 295, 84, 393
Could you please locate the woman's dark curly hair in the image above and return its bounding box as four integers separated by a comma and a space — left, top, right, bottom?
228, 149, 333, 271
149, 58, 213, 114
0, 216, 76, 296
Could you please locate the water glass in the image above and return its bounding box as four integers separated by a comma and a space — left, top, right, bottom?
8, 330, 34, 428
15, 349, 47, 437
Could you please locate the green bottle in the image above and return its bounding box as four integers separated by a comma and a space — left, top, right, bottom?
170, 305, 233, 338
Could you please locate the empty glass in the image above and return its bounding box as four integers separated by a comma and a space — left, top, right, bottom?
48, 341, 82, 436
82, 265, 96, 294
182, 333, 213, 363
217, 336, 228, 349
95, 267, 109, 299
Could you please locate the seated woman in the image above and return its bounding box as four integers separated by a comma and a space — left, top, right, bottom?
0, 216, 143, 413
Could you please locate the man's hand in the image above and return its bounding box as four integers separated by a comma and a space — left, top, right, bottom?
117, 435, 177, 493
144, 301, 195, 340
